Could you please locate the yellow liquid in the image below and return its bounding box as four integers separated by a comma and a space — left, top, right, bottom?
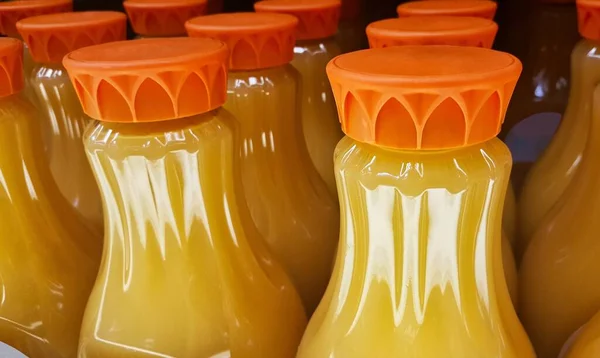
225, 65, 339, 315
78, 110, 307, 357
504, 182, 517, 247
560, 311, 600, 357
31, 63, 102, 233
0, 93, 100, 357
293, 38, 344, 196
298, 136, 534, 357
518, 39, 598, 256
519, 85, 600, 358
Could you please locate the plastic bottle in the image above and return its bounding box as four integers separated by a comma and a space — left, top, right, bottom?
124, 0, 207, 38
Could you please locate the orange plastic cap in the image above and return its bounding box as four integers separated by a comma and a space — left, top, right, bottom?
0, 38, 23, 97
0, 0, 72, 38
17, 12, 127, 64
254, 0, 341, 40
186, 13, 297, 70
367, 16, 498, 48
124, 0, 207, 37
578, 0, 600, 40
397, 1, 497, 20
327, 46, 522, 150
63, 37, 228, 123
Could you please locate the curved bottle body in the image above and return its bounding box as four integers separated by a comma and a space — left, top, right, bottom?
224, 64, 339, 315
518, 38, 597, 256
0, 93, 100, 357
560, 311, 600, 358
519, 85, 600, 358
293, 37, 344, 196
78, 110, 307, 358
298, 136, 534, 357
30, 63, 102, 232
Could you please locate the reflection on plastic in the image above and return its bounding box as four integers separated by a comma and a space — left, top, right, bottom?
505, 112, 561, 163
0, 342, 27, 358
298, 136, 534, 357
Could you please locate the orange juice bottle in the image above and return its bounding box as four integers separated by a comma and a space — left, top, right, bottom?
397, 0, 498, 19
124, 0, 207, 38
519, 4, 600, 356
0, 38, 100, 358
0, 0, 72, 105
255, 0, 344, 196
186, 12, 340, 316
297, 45, 534, 357
517, 1, 592, 256
16, 11, 127, 234
365, 15, 518, 307
559, 308, 600, 357
64, 37, 307, 357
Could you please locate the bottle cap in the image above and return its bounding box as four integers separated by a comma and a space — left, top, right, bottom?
367, 16, 498, 48
124, 0, 207, 37
0, 38, 23, 97
327, 46, 522, 150
186, 13, 297, 70
577, 0, 600, 40
397, 1, 497, 20
17, 11, 127, 64
63, 37, 228, 123
254, 0, 341, 40
0, 0, 72, 38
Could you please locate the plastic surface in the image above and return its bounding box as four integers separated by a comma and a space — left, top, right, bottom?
367, 16, 498, 48
225, 64, 339, 315
397, 0, 497, 20
327, 46, 522, 150
0, 38, 23, 97
0, 0, 72, 38
578, 0, 600, 41
63, 38, 228, 123
518, 37, 598, 255
561, 311, 600, 357
186, 12, 297, 70
78, 110, 307, 357
519, 83, 600, 358
254, 0, 340, 40
124, 0, 207, 37
298, 136, 534, 357
0, 93, 100, 358
17, 11, 127, 64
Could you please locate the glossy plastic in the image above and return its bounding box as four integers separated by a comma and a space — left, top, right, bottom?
560, 311, 600, 357
225, 64, 339, 315
519, 85, 600, 358
518, 38, 598, 257
0, 92, 100, 357
30, 63, 103, 232
298, 136, 534, 357
78, 110, 307, 357
397, 0, 497, 19
293, 37, 343, 196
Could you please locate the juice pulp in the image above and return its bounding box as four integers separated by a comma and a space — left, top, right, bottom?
293, 37, 344, 196
298, 137, 533, 357
518, 38, 596, 256
78, 110, 307, 357
225, 65, 339, 315
30, 63, 102, 232
0, 93, 99, 357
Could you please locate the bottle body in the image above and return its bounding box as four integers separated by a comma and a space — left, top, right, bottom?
518, 38, 596, 256
78, 110, 307, 358
293, 37, 344, 196
560, 311, 600, 358
298, 136, 534, 357
30, 63, 103, 232
224, 65, 339, 315
0, 93, 100, 358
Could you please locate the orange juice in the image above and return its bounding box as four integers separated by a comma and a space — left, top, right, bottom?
517, 3, 592, 256
560, 310, 600, 357
255, 0, 344, 196
298, 45, 533, 357
0, 38, 100, 358
397, 0, 498, 19
124, 0, 207, 38
64, 37, 307, 357
0, 0, 72, 105
17, 11, 127, 233
187, 12, 340, 316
